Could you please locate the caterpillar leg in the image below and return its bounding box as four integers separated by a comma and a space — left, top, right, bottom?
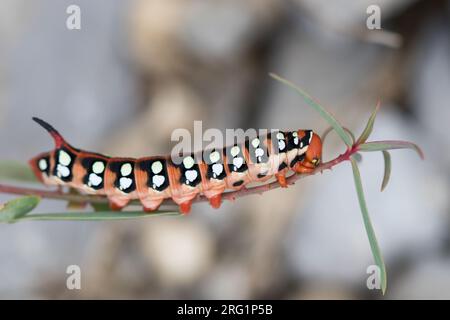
275, 173, 288, 188
208, 194, 222, 209
143, 202, 162, 213
140, 198, 164, 213
179, 201, 192, 215
108, 198, 130, 211
293, 163, 314, 174
143, 206, 160, 213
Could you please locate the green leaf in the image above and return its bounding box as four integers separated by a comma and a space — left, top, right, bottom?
270, 73, 353, 147
0, 161, 37, 183
343, 128, 356, 145
358, 141, 424, 160
0, 196, 41, 223
19, 210, 180, 221
356, 100, 381, 145
321, 127, 334, 143
381, 151, 391, 192
350, 157, 387, 294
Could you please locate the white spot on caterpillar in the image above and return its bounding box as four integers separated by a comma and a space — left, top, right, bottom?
309, 131, 313, 143
278, 140, 286, 151
251, 138, 260, 148
56, 164, 70, 178
120, 163, 133, 177
230, 146, 240, 157
185, 169, 198, 183
183, 156, 195, 169
88, 173, 102, 187
92, 161, 105, 174
233, 157, 244, 169
119, 177, 133, 190
212, 163, 223, 177
152, 175, 165, 188
38, 159, 48, 171
209, 151, 220, 163
58, 150, 72, 166
276, 132, 284, 140
292, 131, 299, 145
255, 148, 264, 157
151, 161, 163, 174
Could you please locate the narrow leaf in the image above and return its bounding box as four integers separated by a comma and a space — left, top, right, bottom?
18, 210, 180, 221
381, 151, 391, 192
0, 196, 41, 223
270, 73, 353, 147
358, 141, 424, 160
321, 127, 334, 144
350, 157, 387, 294
0, 161, 37, 183
343, 128, 356, 145
356, 100, 381, 145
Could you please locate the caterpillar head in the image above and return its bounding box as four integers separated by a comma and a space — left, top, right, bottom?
304, 132, 322, 168
296, 130, 322, 170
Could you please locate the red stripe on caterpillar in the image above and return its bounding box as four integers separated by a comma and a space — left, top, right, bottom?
29, 117, 322, 214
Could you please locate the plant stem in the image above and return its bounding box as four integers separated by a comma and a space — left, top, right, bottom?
0, 148, 356, 208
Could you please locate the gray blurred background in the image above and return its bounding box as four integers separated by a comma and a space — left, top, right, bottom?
0, 0, 449, 299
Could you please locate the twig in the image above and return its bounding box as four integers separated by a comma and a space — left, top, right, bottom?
0, 148, 355, 208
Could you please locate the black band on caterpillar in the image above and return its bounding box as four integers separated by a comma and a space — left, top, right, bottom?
29, 118, 322, 214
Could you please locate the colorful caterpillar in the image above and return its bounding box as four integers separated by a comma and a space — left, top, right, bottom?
29, 117, 322, 214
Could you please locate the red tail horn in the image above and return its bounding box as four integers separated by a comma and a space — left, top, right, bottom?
32, 117, 65, 148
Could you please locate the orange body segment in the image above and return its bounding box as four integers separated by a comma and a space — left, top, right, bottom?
29, 118, 322, 214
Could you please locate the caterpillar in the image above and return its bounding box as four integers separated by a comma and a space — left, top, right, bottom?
29, 117, 322, 214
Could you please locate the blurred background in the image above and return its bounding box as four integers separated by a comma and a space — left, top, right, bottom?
0, 0, 449, 299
